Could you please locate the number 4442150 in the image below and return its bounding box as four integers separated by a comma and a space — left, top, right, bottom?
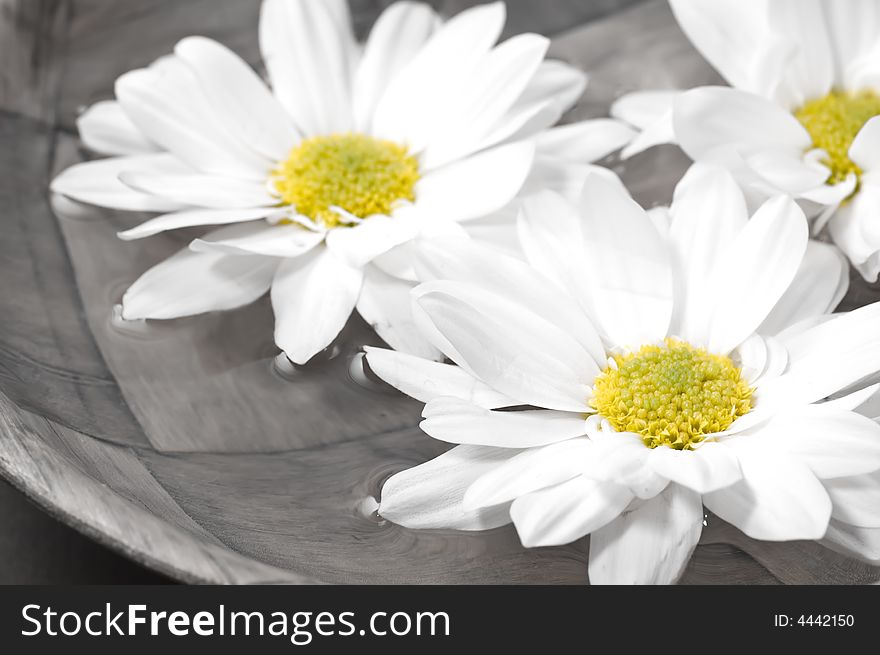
774, 614, 854, 627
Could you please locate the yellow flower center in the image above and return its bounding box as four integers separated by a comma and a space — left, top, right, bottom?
794, 89, 880, 186
271, 133, 420, 228
591, 338, 753, 450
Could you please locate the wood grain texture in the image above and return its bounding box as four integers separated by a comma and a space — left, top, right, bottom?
1, 0, 879, 584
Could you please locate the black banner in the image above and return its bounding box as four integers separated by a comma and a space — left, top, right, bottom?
0, 585, 874, 652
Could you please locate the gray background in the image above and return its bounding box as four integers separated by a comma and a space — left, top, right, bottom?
0, 0, 641, 584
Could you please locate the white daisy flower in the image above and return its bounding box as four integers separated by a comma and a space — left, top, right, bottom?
50, 0, 634, 364
364, 163, 880, 584
611, 0, 880, 281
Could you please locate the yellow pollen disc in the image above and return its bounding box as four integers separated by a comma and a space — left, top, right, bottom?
591, 338, 753, 450
271, 133, 420, 228
794, 89, 880, 186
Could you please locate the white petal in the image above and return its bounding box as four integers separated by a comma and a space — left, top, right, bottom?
379, 444, 516, 530
758, 240, 848, 337
588, 483, 703, 585
363, 346, 515, 408
418, 33, 549, 169
704, 196, 808, 354
353, 1, 439, 131
504, 59, 587, 136
824, 471, 880, 528
50, 154, 189, 212
121, 249, 276, 320
371, 1, 505, 150
584, 432, 667, 500
703, 439, 832, 540
174, 36, 299, 160
757, 302, 880, 408
118, 207, 275, 241
849, 116, 880, 172
119, 171, 276, 209
325, 214, 419, 268
414, 237, 605, 366
191, 222, 324, 258
674, 87, 810, 165
578, 172, 674, 348
648, 442, 742, 494
511, 477, 633, 548
828, 181, 880, 281
821, 520, 880, 565
460, 205, 523, 258
668, 0, 775, 93
534, 119, 635, 164
271, 247, 363, 364
412, 280, 596, 411
356, 266, 439, 359
667, 163, 748, 341
464, 439, 593, 510
420, 397, 587, 448
415, 140, 535, 223
76, 100, 159, 156
611, 90, 677, 158
766, 0, 834, 107
761, 406, 880, 479
258, 0, 354, 135
115, 60, 270, 178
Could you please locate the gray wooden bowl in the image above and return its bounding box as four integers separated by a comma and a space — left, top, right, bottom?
2, 0, 879, 584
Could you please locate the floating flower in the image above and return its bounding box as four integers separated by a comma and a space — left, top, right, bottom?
611, 0, 880, 280
50, 0, 634, 363
365, 164, 880, 584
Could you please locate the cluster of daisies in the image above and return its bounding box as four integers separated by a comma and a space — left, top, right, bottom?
51, 0, 880, 584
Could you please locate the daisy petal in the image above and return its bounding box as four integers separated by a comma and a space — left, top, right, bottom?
413, 280, 595, 412
118, 207, 275, 241
704, 195, 807, 354
611, 90, 677, 158
414, 237, 605, 367
115, 60, 270, 178
828, 182, 880, 281
762, 407, 880, 479
191, 222, 324, 258
363, 346, 515, 408
849, 116, 880, 173
588, 483, 703, 585
119, 171, 277, 209
258, 0, 354, 135
757, 302, 880, 408
325, 214, 419, 268
534, 119, 635, 164
674, 87, 811, 164
578, 171, 674, 347
420, 397, 587, 448
121, 249, 276, 320
379, 444, 516, 531
824, 471, 880, 528
51, 154, 190, 212
76, 100, 159, 156
415, 140, 535, 223
507, 59, 587, 133
648, 442, 742, 494
822, 520, 880, 565
758, 240, 848, 336
419, 33, 549, 169
464, 439, 593, 510
356, 267, 441, 360
668, 0, 773, 92
371, 1, 505, 149
271, 247, 362, 364
353, 1, 439, 131
174, 36, 298, 161
667, 163, 748, 341
510, 477, 633, 548
703, 440, 831, 541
